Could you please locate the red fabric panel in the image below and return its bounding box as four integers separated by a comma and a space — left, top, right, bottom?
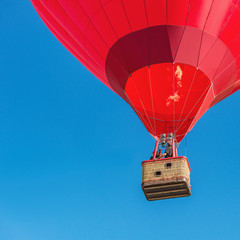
145, 0, 166, 26
57, 0, 90, 31
78, 0, 102, 19
90, 9, 118, 48
100, 0, 111, 4
228, 33, 240, 61
186, 0, 213, 29
103, 0, 132, 39
84, 23, 109, 57
219, 3, 240, 46
167, 0, 189, 25
204, 0, 238, 37
121, 0, 148, 31
57, 0, 110, 55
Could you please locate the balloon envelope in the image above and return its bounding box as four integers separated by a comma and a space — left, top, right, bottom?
31, 0, 240, 142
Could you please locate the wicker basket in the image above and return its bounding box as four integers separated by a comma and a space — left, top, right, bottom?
142, 156, 191, 201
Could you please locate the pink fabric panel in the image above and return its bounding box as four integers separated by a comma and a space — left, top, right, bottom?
174, 27, 202, 67
198, 32, 217, 65
199, 39, 230, 80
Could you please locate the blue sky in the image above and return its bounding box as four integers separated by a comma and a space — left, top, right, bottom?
0, 1, 240, 240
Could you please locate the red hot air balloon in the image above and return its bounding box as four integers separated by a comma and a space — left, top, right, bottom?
31, 0, 240, 200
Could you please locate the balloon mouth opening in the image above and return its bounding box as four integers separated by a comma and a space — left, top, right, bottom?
124, 62, 211, 141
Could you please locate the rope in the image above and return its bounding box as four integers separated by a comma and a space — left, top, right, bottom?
173, 63, 176, 135
123, 87, 157, 137
175, 68, 198, 132
148, 67, 157, 135
185, 135, 187, 156
175, 83, 212, 134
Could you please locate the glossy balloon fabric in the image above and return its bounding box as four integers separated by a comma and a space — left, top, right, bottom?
31, 0, 240, 142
